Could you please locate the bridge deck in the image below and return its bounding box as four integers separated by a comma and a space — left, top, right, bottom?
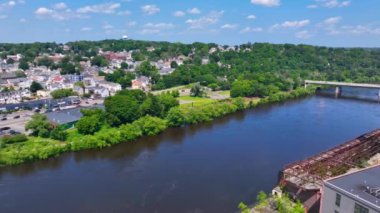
305, 80, 380, 89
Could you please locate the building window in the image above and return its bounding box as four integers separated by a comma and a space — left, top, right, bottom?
335, 193, 341, 207
354, 203, 369, 213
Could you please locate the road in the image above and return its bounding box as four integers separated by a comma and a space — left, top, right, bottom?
0, 111, 33, 133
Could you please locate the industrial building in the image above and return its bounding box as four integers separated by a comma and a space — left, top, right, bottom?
320, 165, 380, 213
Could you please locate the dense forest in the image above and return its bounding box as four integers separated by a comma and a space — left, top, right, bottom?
1, 40, 380, 98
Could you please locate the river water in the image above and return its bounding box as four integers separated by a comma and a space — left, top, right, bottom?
1, 89, 380, 213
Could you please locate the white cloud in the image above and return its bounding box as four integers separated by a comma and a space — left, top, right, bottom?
103, 24, 114, 30
307, 4, 318, 9
317, 16, 380, 36
221, 24, 238, 30
0, 14, 8, 19
117, 10, 131, 16
139, 22, 175, 34
271, 19, 310, 30
35, 6, 86, 21
251, 0, 280, 7
327, 25, 380, 36
309, 0, 350, 8
296, 30, 312, 39
247, 15, 256, 20
144, 22, 175, 29
141, 5, 160, 15
128, 21, 137, 27
240, 27, 263, 33
19, 18, 27, 23
187, 8, 201, 14
173, 10, 185, 17
186, 10, 224, 29
53, 2, 67, 10
323, 16, 342, 25
81, 27, 92, 32
35, 7, 53, 15
77, 3, 120, 14
8, 1, 16, 7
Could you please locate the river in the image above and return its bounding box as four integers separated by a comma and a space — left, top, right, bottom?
1, 89, 380, 213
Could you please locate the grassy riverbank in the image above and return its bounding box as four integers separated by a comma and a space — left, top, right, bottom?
0, 87, 314, 166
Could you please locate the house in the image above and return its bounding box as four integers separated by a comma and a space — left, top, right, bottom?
0, 90, 31, 104
209, 47, 218, 54
320, 165, 380, 213
36, 90, 50, 98
6, 54, 22, 62
86, 86, 110, 98
202, 58, 210, 65
97, 81, 122, 95
132, 76, 151, 91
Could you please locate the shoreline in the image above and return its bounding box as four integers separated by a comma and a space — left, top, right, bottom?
0, 87, 315, 167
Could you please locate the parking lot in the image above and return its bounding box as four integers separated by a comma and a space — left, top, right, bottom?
0, 111, 33, 133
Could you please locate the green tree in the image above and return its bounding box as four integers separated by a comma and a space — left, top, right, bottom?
132, 51, 145, 61
37, 56, 54, 67
166, 107, 186, 127
105, 94, 141, 124
6, 58, 15, 64
140, 95, 163, 117
231, 80, 253, 98
256, 191, 268, 208
170, 61, 178, 68
136, 61, 159, 79
91, 56, 108, 67
238, 202, 250, 213
74, 81, 86, 96
233, 97, 246, 110
190, 83, 204, 97
30, 81, 43, 93
50, 89, 76, 99
50, 126, 68, 141
208, 83, 218, 91
76, 115, 102, 135
133, 116, 167, 136
121, 62, 129, 69
158, 93, 179, 115
18, 59, 30, 70
25, 114, 52, 138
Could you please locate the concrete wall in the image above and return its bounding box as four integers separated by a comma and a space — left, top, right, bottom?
320, 185, 378, 213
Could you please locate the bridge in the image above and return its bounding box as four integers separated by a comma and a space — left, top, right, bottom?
304, 80, 380, 97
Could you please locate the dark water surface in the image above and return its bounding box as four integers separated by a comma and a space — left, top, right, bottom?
1, 92, 380, 213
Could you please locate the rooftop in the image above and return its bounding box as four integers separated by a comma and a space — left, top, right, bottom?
325, 165, 380, 211
45, 105, 104, 125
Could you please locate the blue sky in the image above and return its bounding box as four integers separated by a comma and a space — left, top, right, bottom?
0, 0, 379, 47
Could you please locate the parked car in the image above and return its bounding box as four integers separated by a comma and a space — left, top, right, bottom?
13, 115, 20, 119
1, 117, 7, 121
0, 127, 10, 131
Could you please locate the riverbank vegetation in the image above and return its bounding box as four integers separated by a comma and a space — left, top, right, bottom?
238, 191, 304, 213
0, 87, 313, 166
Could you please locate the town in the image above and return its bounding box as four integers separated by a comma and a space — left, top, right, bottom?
0, 40, 242, 136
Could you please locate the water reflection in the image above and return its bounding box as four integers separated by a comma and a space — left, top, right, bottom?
1, 91, 380, 213
0, 110, 247, 178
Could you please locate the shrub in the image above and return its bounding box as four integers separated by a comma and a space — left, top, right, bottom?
133, 116, 168, 136
70, 135, 108, 151
50, 126, 68, 141
95, 128, 122, 145
2, 134, 28, 144
166, 107, 186, 127
119, 123, 143, 141
76, 115, 102, 135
